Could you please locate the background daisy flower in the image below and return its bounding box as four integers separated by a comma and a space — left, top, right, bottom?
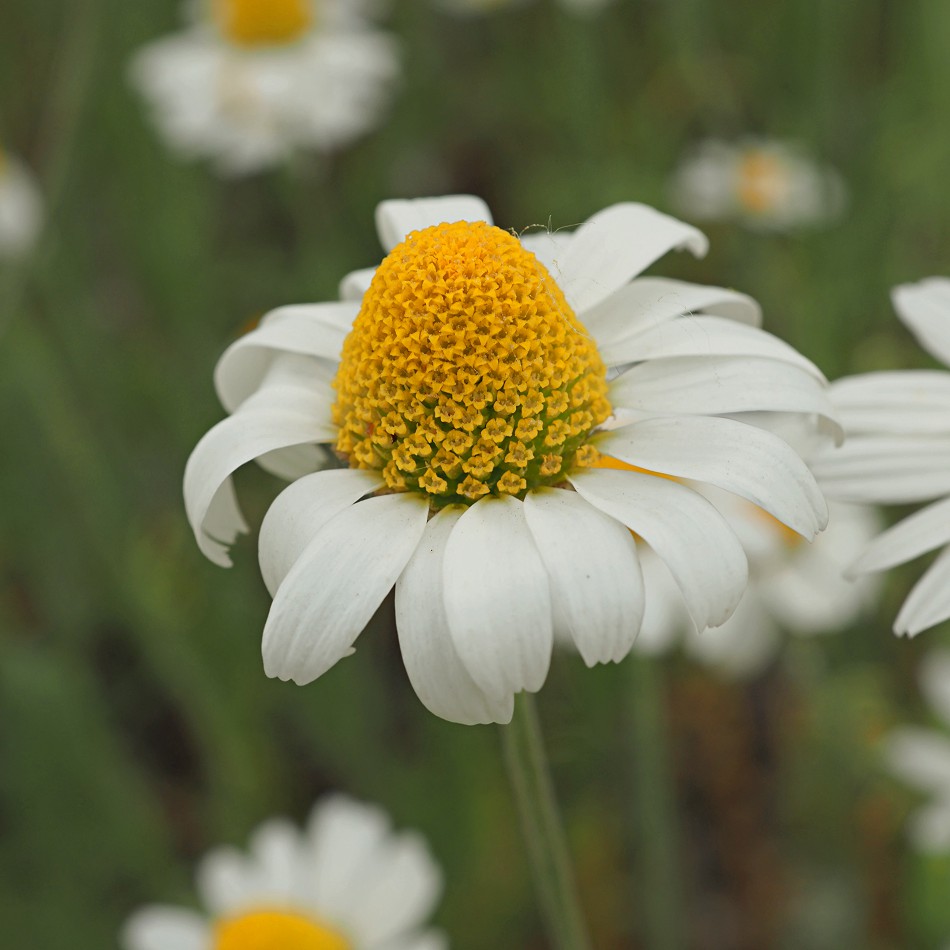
811, 279, 950, 636
0, 147, 43, 258
121, 794, 445, 950
670, 138, 847, 232
129, 0, 400, 175
183, 194, 833, 724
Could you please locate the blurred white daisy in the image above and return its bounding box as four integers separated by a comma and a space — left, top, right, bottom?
633, 489, 881, 677
883, 650, 950, 853
0, 147, 43, 258
121, 794, 446, 950
130, 0, 400, 175
811, 278, 950, 637
184, 194, 834, 724
670, 138, 846, 231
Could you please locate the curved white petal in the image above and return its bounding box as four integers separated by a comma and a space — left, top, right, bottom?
829, 371, 950, 436
196, 844, 261, 916
214, 304, 353, 412
339, 266, 377, 302
245, 818, 308, 904
120, 907, 209, 950
585, 278, 762, 352
894, 546, 950, 637
396, 507, 515, 725
892, 278, 950, 367
596, 416, 828, 539
443, 496, 553, 697
569, 469, 748, 630
259, 468, 384, 596
262, 493, 429, 684
599, 314, 823, 379
375, 195, 492, 251
610, 356, 839, 432
184, 392, 337, 567
522, 488, 644, 666
849, 497, 950, 576
557, 204, 708, 313
633, 546, 687, 655
920, 650, 950, 728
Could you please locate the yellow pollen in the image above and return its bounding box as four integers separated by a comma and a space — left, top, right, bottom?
213, 0, 313, 47
736, 149, 787, 214
332, 220, 612, 505
213, 909, 350, 950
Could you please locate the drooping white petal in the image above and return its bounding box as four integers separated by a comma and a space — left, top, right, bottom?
556, 204, 708, 313
883, 727, 950, 793
522, 488, 644, 666
262, 493, 429, 684
829, 371, 950, 436
610, 356, 839, 432
584, 277, 762, 352
396, 507, 514, 725
892, 278, 950, 367
443, 496, 553, 697
339, 266, 377, 302
633, 546, 686, 655
596, 416, 828, 539
259, 468, 384, 596
375, 195, 492, 251
214, 304, 353, 412
569, 469, 748, 630
599, 314, 823, 379
183, 392, 337, 567
848, 497, 950, 576
120, 907, 209, 950
894, 546, 950, 637
920, 650, 950, 728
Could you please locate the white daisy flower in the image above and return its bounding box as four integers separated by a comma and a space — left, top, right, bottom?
121, 794, 446, 950
0, 148, 43, 258
811, 278, 950, 637
183, 194, 834, 724
670, 138, 846, 232
130, 0, 400, 175
883, 650, 950, 853
634, 490, 882, 677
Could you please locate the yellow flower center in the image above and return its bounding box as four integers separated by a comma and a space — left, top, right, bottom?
736, 149, 787, 214
212, 0, 313, 47
214, 909, 350, 950
332, 220, 611, 505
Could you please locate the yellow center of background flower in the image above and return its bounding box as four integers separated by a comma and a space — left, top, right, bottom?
214, 909, 350, 950
213, 0, 313, 47
736, 150, 787, 214
332, 220, 611, 504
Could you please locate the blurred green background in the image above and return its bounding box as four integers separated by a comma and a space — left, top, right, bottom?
2, 1, 950, 947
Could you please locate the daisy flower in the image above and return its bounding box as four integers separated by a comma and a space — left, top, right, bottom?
0, 147, 43, 258
883, 650, 950, 852
183, 194, 833, 724
634, 490, 881, 677
670, 138, 846, 231
130, 0, 399, 175
811, 278, 950, 636
121, 794, 445, 950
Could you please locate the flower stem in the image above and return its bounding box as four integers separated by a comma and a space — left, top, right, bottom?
500, 693, 593, 950
627, 655, 688, 950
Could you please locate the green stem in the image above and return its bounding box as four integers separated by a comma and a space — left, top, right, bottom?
627, 655, 687, 950
500, 693, 593, 950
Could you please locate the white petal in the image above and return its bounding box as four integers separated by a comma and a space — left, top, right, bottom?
569, 469, 748, 630
214, 304, 353, 413
585, 278, 762, 352
883, 727, 950, 793
374, 931, 449, 950
522, 488, 644, 666
895, 546, 950, 637
184, 393, 337, 567
245, 819, 310, 904
596, 416, 828, 539
339, 266, 377, 302
259, 468, 384, 596
600, 314, 823, 380
557, 204, 708, 313
443, 496, 553, 697
196, 845, 260, 916
633, 547, 687, 655
849, 497, 950, 576
395, 507, 515, 725
610, 356, 839, 432
829, 371, 950, 436
262, 493, 429, 684
892, 278, 950, 367
375, 195, 492, 251
120, 907, 209, 950
920, 650, 950, 728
